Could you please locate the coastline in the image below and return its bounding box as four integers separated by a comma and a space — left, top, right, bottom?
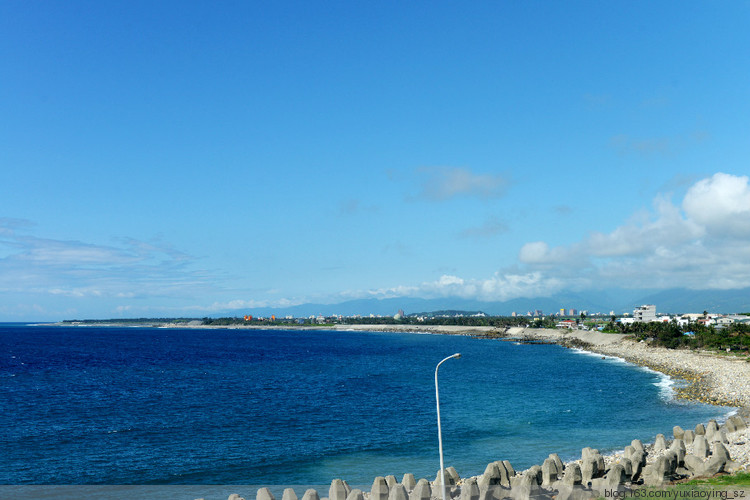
43, 322, 750, 483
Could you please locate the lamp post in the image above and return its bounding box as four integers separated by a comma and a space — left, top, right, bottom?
435, 353, 461, 500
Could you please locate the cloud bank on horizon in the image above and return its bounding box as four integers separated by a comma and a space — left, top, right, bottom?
2, 173, 749, 318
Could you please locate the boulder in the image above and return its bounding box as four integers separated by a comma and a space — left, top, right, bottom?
643, 456, 671, 487
683, 454, 704, 475
730, 415, 748, 431
683, 430, 695, 445
562, 463, 582, 486
527, 465, 542, 486
491, 461, 511, 488
509, 471, 540, 500
385, 476, 398, 489
346, 490, 364, 500
693, 435, 709, 459
502, 460, 516, 478
712, 442, 731, 462
707, 419, 720, 435
630, 440, 645, 455
371, 477, 389, 500
410, 479, 431, 500
302, 490, 320, 500
541, 457, 559, 487
477, 462, 502, 491
229, 495, 245, 500
458, 477, 479, 500
580, 458, 599, 485
673, 425, 685, 440
619, 458, 633, 480
401, 474, 416, 492
695, 423, 706, 436
283, 489, 298, 500
388, 485, 408, 500
669, 439, 686, 466
329, 480, 348, 500
549, 453, 564, 474
257, 488, 275, 500
702, 455, 727, 476
653, 434, 667, 453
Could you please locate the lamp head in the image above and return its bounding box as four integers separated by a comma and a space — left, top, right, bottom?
453, 353, 461, 359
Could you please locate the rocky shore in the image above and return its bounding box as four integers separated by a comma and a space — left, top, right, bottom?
235, 414, 749, 500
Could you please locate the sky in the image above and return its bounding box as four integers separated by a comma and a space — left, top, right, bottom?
1, 1, 750, 321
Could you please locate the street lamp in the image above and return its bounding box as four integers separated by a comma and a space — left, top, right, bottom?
435, 353, 461, 500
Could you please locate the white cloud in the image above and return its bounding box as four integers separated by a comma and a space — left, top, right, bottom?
682, 173, 750, 237
517, 172, 750, 291
360, 172, 750, 302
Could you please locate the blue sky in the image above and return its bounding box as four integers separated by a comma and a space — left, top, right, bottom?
2, 1, 750, 320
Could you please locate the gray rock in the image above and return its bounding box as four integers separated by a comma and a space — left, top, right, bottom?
458, 477, 479, 500
604, 464, 627, 487
712, 442, 731, 462
630, 455, 644, 482
330, 480, 348, 500
562, 463, 582, 486
410, 479, 431, 500
707, 419, 719, 435
664, 450, 679, 475
257, 488, 275, 500
346, 490, 364, 500
619, 458, 633, 480
491, 461, 510, 488
371, 477, 390, 500
302, 490, 320, 500
385, 476, 398, 489
669, 439, 686, 466
631, 440, 645, 455
229, 495, 245, 500
549, 453, 564, 474
478, 462, 502, 491
527, 465, 542, 486
283, 489, 298, 500
683, 430, 695, 445
726, 419, 737, 434
510, 471, 540, 500
643, 456, 671, 487
580, 458, 598, 485
695, 423, 706, 436
388, 484, 408, 500
702, 455, 727, 476
447, 467, 460, 483
683, 454, 704, 475
673, 425, 685, 440
502, 460, 515, 478
401, 474, 416, 492
710, 430, 729, 444
541, 457, 559, 487
693, 435, 709, 459
730, 415, 747, 431
653, 434, 667, 453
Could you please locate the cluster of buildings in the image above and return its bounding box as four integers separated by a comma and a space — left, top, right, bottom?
552, 303, 750, 330
618, 304, 750, 328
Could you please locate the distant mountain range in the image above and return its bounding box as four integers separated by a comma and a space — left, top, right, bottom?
218, 287, 750, 318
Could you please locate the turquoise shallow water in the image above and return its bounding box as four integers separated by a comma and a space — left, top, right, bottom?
0, 325, 729, 485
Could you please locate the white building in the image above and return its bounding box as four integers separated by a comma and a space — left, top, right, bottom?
633, 304, 657, 323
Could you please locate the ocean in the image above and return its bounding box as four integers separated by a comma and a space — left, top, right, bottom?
0, 325, 728, 487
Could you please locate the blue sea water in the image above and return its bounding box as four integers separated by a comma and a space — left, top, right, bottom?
0, 325, 729, 486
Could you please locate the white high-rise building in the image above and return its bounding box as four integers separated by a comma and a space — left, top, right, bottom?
633, 304, 656, 323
